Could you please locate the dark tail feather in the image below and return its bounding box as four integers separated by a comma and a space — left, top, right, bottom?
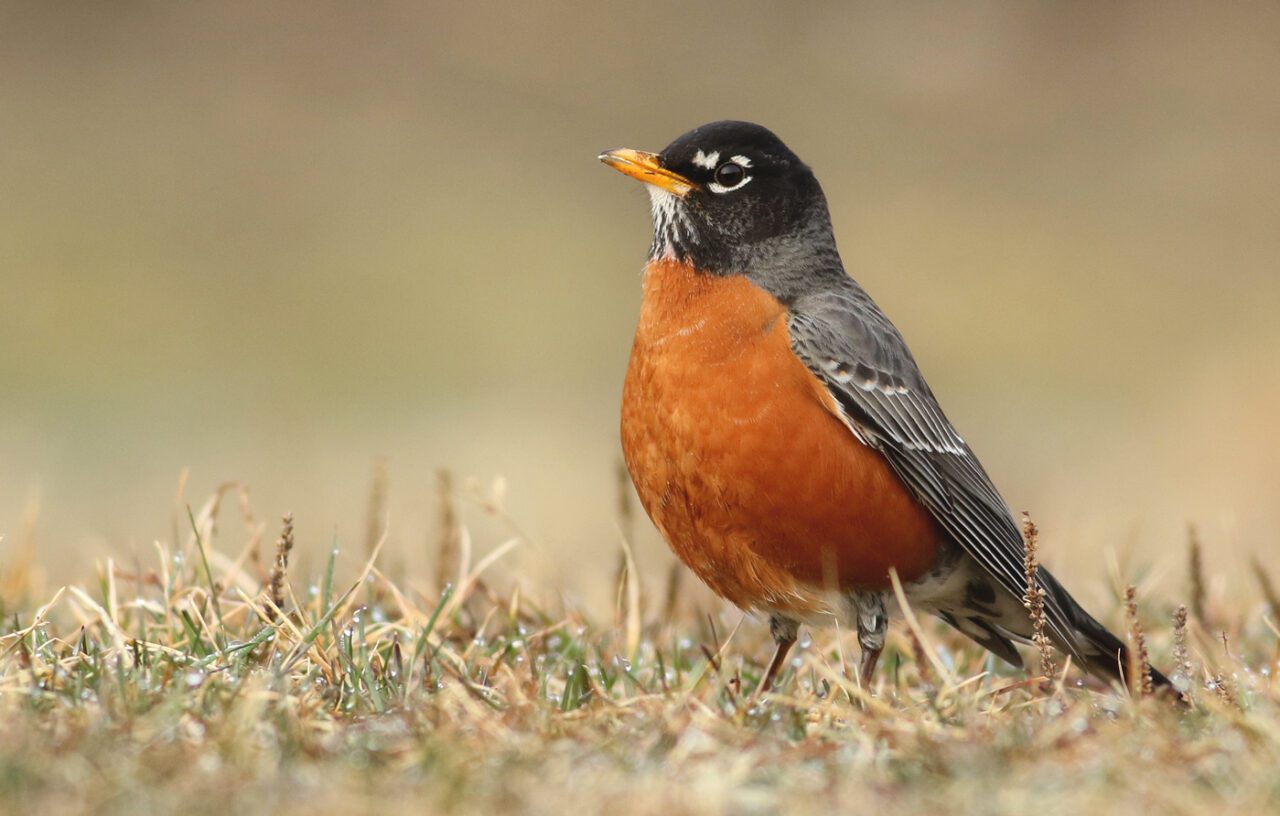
1040, 570, 1176, 693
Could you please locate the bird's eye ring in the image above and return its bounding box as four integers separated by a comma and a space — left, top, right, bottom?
712, 162, 746, 190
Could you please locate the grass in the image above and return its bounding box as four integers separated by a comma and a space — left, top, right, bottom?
2, 478, 1280, 815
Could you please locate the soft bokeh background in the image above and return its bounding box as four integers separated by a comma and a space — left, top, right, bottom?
3, 2, 1278, 613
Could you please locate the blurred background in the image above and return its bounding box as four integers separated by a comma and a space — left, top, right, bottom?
2, 2, 1278, 614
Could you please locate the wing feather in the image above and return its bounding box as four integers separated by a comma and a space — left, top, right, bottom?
788, 290, 1088, 662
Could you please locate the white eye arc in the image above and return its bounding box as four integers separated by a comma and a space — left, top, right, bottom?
691, 149, 720, 169
707, 155, 753, 194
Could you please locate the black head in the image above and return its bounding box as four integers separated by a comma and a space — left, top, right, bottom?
600, 121, 841, 297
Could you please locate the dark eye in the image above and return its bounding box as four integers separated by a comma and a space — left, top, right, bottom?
713, 162, 745, 188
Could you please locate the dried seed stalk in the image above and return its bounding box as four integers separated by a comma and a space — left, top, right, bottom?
1188, 524, 1206, 624
1250, 556, 1280, 623
267, 512, 294, 619
1171, 604, 1192, 684
1021, 512, 1058, 681
1124, 585, 1154, 698
434, 469, 460, 592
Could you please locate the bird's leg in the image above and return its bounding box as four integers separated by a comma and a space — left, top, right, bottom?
757, 614, 799, 696
853, 592, 888, 689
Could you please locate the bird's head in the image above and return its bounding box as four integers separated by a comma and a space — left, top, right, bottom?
600, 121, 837, 288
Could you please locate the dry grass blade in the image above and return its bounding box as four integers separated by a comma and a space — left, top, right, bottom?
0, 586, 66, 658
615, 458, 634, 543
617, 534, 642, 662
888, 568, 954, 688
442, 537, 520, 619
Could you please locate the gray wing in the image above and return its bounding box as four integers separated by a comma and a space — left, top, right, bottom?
787, 284, 1086, 660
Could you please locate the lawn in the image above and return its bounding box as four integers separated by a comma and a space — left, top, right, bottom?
2, 478, 1278, 815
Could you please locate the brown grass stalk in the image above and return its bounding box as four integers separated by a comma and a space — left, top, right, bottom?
1188, 524, 1207, 624
908, 628, 933, 685
1123, 585, 1154, 698
1020, 512, 1057, 682
435, 469, 461, 593
1250, 556, 1280, 623
267, 512, 294, 620
1172, 604, 1192, 686
661, 561, 683, 627
613, 460, 635, 628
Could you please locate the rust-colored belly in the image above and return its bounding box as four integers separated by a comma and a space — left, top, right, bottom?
621, 259, 941, 617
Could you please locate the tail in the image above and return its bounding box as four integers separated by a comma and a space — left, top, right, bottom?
1038, 569, 1175, 692
936, 562, 1176, 695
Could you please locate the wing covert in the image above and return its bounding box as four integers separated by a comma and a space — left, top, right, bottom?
788, 286, 1084, 657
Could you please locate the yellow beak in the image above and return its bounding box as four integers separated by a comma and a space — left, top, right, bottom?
598, 148, 694, 197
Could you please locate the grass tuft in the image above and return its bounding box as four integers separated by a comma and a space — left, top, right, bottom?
2, 484, 1279, 813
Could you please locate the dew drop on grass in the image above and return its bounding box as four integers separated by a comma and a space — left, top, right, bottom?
185, 671, 205, 687
798, 633, 812, 649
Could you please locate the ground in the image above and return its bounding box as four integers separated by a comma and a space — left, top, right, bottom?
2, 484, 1278, 816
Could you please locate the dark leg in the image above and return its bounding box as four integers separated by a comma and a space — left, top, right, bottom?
758, 615, 799, 695
853, 593, 888, 689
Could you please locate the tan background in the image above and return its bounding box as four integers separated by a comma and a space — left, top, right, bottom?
2, 2, 1277, 613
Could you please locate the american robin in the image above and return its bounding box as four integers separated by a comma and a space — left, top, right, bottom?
600, 120, 1171, 694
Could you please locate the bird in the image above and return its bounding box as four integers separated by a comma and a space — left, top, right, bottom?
599, 120, 1172, 695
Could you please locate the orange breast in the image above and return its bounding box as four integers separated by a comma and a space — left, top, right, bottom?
621, 259, 941, 618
